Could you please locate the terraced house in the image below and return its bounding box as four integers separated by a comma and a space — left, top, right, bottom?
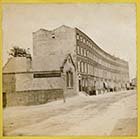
75, 28, 129, 94
3, 25, 129, 106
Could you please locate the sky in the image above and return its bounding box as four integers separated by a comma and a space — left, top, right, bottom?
2, 3, 136, 80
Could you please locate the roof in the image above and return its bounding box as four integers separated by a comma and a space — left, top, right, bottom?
33, 25, 73, 34
3, 57, 31, 73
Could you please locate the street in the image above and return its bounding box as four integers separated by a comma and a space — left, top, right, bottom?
3, 90, 137, 136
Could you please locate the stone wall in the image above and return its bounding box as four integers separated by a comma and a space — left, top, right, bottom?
2, 74, 16, 93
5, 89, 63, 107
15, 73, 63, 91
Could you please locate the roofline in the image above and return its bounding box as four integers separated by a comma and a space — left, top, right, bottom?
32, 25, 128, 64
33, 25, 73, 34
2, 57, 12, 71
75, 27, 128, 63
61, 53, 76, 71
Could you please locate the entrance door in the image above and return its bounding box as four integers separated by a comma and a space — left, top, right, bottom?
79, 80, 82, 91
3, 92, 7, 108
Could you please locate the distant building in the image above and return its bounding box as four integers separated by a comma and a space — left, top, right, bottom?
3, 25, 129, 107
131, 77, 137, 87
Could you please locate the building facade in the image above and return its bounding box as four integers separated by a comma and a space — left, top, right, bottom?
3, 54, 76, 107
32, 25, 129, 95
75, 28, 129, 94
3, 25, 129, 106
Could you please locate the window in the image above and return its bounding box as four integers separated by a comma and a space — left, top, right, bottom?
77, 46, 80, 54
87, 51, 89, 57
79, 47, 81, 55
82, 48, 84, 56
83, 38, 86, 43
80, 36, 83, 41
81, 62, 83, 72
78, 61, 80, 72
76, 34, 80, 40
83, 62, 85, 73
66, 71, 73, 88
92, 66, 94, 75
90, 42, 91, 47
80, 62, 82, 72
87, 64, 89, 74
89, 52, 92, 59
85, 63, 87, 73
86, 63, 88, 73
66, 72, 69, 87
84, 49, 86, 56
80, 47, 82, 55
52, 33, 55, 39
70, 72, 73, 87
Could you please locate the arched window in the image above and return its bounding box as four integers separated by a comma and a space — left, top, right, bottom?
66, 71, 74, 88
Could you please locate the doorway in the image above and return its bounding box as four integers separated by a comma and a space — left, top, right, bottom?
3, 92, 7, 108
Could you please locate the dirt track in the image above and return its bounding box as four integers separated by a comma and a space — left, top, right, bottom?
3, 90, 137, 136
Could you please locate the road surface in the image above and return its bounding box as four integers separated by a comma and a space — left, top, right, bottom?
3, 90, 137, 136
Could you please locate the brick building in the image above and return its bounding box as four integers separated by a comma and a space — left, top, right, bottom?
32, 25, 129, 94
3, 25, 129, 106
75, 28, 129, 94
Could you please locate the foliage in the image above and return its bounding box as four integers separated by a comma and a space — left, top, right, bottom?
9, 46, 31, 58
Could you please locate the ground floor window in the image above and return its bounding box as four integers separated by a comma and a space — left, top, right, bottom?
66, 71, 73, 88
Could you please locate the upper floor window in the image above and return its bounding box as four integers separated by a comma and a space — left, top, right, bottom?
52, 33, 55, 39
83, 62, 85, 73
89, 42, 91, 47
80, 36, 83, 41
77, 45, 80, 54
76, 34, 80, 40
83, 38, 86, 43
80, 47, 82, 55
84, 49, 86, 56
77, 61, 80, 72
87, 51, 89, 57
85, 63, 87, 73
81, 62, 83, 72
82, 48, 84, 56
86, 50, 88, 57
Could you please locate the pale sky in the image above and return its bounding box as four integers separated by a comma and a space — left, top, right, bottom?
2, 3, 136, 80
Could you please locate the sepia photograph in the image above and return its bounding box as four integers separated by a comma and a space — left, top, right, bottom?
2, 3, 137, 136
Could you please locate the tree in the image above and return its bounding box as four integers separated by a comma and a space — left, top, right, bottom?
8, 46, 31, 59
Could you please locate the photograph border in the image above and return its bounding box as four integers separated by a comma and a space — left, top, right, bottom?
0, 0, 139, 139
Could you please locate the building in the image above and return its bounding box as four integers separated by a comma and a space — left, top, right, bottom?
75, 28, 129, 94
130, 77, 137, 89
32, 25, 129, 94
131, 78, 136, 86
3, 54, 76, 107
3, 25, 129, 107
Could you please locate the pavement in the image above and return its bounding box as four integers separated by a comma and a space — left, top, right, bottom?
3, 90, 137, 136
